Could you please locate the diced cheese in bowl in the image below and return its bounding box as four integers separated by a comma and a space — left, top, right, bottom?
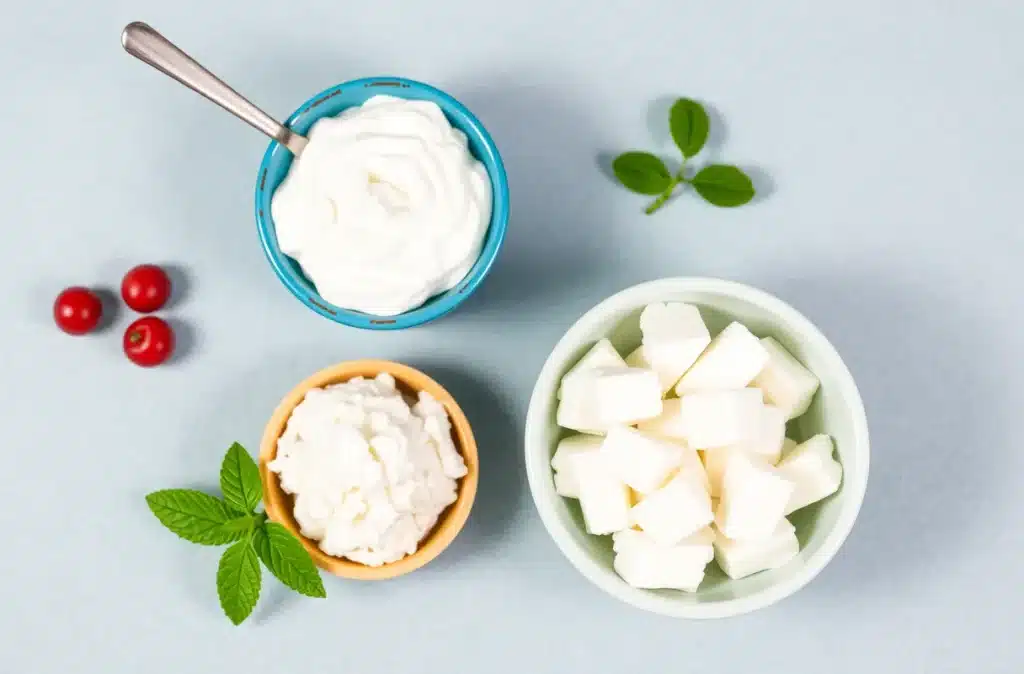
635, 302, 712, 392
752, 337, 821, 420
776, 434, 842, 514
546, 301, 845, 594
675, 322, 768, 394
628, 418, 710, 493
715, 452, 794, 541
613, 528, 714, 591
677, 388, 764, 448
629, 470, 714, 545
701, 448, 735, 498
557, 366, 662, 434
636, 398, 686, 440
713, 519, 799, 580
600, 426, 683, 494
625, 345, 679, 394
554, 390, 605, 436
557, 338, 627, 399
702, 404, 787, 495
742, 404, 787, 463
575, 453, 632, 535
550, 434, 603, 498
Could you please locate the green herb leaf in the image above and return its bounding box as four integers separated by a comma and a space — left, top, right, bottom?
220, 515, 258, 539
220, 442, 263, 515
254, 522, 326, 599
145, 489, 248, 546
217, 538, 262, 626
612, 152, 672, 195
690, 164, 756, 207
669, 98, 710, 158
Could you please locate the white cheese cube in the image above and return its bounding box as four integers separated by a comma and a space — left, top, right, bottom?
550, 434, 603, 498
576, 457, 632, 535
629, 471, 714, 545
678, 389, 764, 448
557, 338, 626, 399
600, 426, 684, 494
715, 452, 794, 541
553, 471, 578, 498
625, 345, 680, 394
556, 366, 662, 433
675, 322, 769, 394
703, 399, 783, 491
612, 528, 714, 591
677, 440, 711, 494
590, 367, 663, 425
701, 405, 786, 486
636, 398, 687, 440
555, 388, 604, 435
701, 447, 734, 498
631, 423, 709, 494
638, 303, 712, 388
713, 519, 799, 580
776, 434, 842, 514
751, 337, 821, 420
560, 366, 663, 431
735, 404, 787, 463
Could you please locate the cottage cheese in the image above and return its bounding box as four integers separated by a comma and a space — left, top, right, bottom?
268, 373, 467, 566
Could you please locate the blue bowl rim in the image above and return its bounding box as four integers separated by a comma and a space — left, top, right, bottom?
254, 76, 510, 330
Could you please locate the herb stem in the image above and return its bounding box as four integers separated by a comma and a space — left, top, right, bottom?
645, 168, 688, 215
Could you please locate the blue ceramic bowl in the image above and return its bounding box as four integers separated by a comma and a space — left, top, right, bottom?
255, 76, 509, 329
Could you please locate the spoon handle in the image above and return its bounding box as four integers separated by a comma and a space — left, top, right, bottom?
121, 21, 307, 155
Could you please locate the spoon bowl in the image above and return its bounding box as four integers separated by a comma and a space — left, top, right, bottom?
122, 23, 510, 329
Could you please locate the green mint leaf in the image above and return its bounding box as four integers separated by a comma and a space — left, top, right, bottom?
220, 442, 263, 515
669, 98, 710, 158
145, 489, 248, 546
217, 538, 262, 625
612, 152, 672, 195
220, 515, 258, 539
690, 164, 755, 207
254, 522, 326, 599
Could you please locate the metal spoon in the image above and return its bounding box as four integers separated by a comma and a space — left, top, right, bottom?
121, 21, 308, 156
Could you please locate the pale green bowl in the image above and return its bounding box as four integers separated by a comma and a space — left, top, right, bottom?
524, 277, 870, 618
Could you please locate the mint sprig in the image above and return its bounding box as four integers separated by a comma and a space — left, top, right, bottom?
611, 97, 756, 214
145, 443, 326, 626
221, 441, 263, 515
254, 522, 326, 598
145, 490, 250, 545
218, 538, 262, 625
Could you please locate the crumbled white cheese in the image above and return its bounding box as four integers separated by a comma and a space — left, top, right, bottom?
269, 373, 467, 566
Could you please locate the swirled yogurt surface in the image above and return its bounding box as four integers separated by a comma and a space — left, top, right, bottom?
267, 373, 467, 566
270, 94, 492, 316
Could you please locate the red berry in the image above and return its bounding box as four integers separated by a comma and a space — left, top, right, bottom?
123, 316, 174, 367
121, 264, 172, 313
54, 287, 103, 335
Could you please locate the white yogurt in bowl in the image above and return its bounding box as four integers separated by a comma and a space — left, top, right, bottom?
269, 94, 493, 316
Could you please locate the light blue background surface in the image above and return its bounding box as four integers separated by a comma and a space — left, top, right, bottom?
1, 1, 1020, 672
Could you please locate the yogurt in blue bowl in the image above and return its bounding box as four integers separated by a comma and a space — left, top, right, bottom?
255, 77, 509, 330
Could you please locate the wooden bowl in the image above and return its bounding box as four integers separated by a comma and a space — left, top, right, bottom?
258, 360, 479, 580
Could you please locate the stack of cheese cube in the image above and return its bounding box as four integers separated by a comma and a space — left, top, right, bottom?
552, 303, 842, 591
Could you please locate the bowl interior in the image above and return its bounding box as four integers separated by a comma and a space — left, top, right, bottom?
259, 360, 480, 580
525, 279, 869, 615
255, 77, 510, 330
